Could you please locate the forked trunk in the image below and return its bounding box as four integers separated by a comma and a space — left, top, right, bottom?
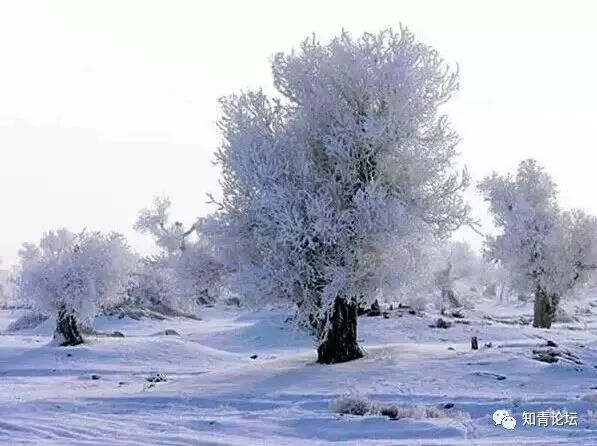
441, 288, 461, 308
533, 288, 559, 329
55, 308, 84, 346
317, 296, 363, 364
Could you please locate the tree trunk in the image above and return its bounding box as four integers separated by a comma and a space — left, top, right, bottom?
483, 283, 497, 298
55, 308, 84, 346
317, 296, 363, 364
441, 288, 461, 308
533, 288, 559, 329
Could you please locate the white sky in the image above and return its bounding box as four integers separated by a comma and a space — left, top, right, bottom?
1, 0, 597, 266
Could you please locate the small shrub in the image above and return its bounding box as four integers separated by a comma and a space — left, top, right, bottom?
330, 393, 470, 421
581, 392, 597, 403
330, 394, 376, 416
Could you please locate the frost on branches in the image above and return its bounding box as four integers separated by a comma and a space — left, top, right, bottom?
479, 159, 597, 328
214, 27, 471, 363
132, 197, 225, 314
17, 229, 137, 345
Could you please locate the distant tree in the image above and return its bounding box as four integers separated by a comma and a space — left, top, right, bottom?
17, 229, 137, 345
479, 159, 597, 328
0, 266, 20, 309
214, 26, 471, 363
133, 197, 225, 313
0, 258, 7, 307
134, 197, 197, 253
434, 240, 503, 306
442, 241, 482, 281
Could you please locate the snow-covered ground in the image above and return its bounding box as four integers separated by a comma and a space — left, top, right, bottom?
1, 296, 597, 445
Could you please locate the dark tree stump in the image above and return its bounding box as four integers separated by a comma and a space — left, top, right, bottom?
56, 309, 84, 346
471, 336, 478, 350
317, 296, 364, 364
429, 318, 452, 329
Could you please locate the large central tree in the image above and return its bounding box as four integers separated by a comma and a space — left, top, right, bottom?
214, 27, 470, 363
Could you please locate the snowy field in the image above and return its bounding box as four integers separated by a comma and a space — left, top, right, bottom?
1, 297, 597, 445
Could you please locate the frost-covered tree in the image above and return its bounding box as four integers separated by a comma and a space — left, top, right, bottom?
132, 197, 225, 313
434, 241, 477, 309
433, 240, 503, 306
479, 159, 597, 328
134, 197, 197, 254
214, 27, 471, 363
17, 229, 137, 345
441, 241, 482, 281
